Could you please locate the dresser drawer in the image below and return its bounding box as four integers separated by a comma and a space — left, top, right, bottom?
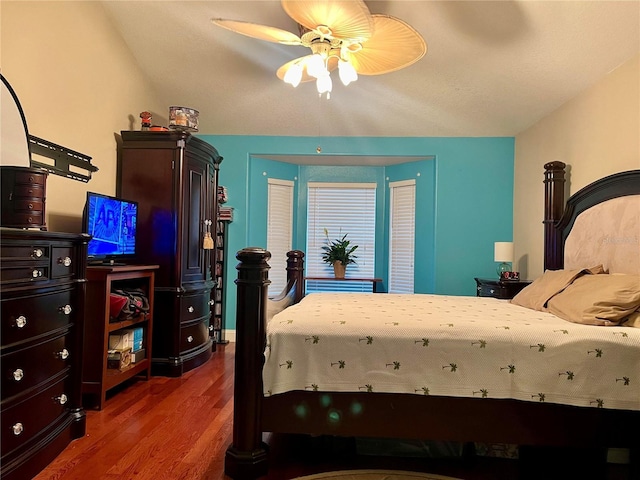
1, 334, 71, 402
11, 199, 44, 213
475, 278, 531, 300
12, 183, 45, 197
1, 288, 75, 348
0, 244, 50, 262
2, 213, 45, 228
180, 319, 210, 353
179, 291, 210, 322
51, 247, 75, 278
478, 283, 509, 298
13, 169, 47, 186
1, 375, 70, 457
1, 265, 49, 284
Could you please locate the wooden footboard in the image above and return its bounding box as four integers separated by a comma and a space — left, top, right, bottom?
224, 249, 304, 479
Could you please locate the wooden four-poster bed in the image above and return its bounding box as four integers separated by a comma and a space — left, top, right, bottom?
224, 162, 640, 479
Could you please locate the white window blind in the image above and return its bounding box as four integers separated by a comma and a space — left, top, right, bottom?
267, 178, 294, 296
389, 179, 415, 293
306, 183, 376, 293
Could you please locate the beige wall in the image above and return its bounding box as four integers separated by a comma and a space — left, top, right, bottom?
514, 54, 640, 280
1, 1, 163, 232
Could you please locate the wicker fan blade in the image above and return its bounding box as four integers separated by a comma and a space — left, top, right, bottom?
349, 15, 427, 75
212, 18, 302, 45
281, 0, 373, 42
277, 55, 339, 83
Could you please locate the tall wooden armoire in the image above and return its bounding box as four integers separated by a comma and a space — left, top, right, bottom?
118, 131, 222, 376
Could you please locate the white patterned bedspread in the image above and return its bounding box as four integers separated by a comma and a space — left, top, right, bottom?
264, 293, 640, 411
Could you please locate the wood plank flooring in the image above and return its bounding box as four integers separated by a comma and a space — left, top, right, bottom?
34, 344, 634, 480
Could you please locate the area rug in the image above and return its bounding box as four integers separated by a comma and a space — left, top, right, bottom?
294, 470, 463, 480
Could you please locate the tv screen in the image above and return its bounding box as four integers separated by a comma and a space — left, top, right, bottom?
83, 192, 138, 264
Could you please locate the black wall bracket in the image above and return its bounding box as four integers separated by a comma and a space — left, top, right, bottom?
29, 135, 98, 183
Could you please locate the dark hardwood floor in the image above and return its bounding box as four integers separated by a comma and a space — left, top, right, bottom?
34, 344, 634, 480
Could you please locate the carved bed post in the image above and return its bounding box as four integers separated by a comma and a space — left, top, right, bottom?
543, 161, 566, 271
286, 250, 305, 303
225, 247, 271, 480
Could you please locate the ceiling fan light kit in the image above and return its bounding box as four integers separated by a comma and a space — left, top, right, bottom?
212, 0, 426, 99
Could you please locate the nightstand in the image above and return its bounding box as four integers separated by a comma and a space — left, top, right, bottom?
474, 278, 531, 300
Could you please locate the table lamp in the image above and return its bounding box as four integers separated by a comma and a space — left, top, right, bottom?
494, 242, 514, 278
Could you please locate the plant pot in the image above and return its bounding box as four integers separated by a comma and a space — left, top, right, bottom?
333, 261, 346, 279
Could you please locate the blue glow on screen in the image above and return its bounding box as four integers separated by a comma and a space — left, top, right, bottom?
85, 193, 137, 258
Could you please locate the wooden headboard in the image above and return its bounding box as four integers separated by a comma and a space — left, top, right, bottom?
543, 162, 640, 271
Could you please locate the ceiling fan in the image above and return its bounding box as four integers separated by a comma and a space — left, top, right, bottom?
212, 0, 427, 98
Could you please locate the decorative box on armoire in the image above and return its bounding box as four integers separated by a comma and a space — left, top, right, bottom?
118, 131, 223, 377
0, 228, 89, 480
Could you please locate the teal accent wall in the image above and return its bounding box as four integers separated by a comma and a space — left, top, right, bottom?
199, 135, 515, 332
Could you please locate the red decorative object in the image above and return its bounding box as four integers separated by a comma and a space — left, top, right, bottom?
139, 111, 152, 130
500, 271, 520, 281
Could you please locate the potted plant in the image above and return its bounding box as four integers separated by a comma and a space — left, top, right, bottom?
321, 228, 358, 278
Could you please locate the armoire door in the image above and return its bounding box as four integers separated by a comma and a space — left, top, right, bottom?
182, 154, 211, 285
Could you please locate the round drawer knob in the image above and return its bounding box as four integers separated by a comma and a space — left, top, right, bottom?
33, 248, 43, 258
13, 368, 24, 381
490, 289, 495, 294
187, 335, 194, 343
58, 256, 72, 267
208, 300, 214, 306
60, 304, 72, 315
27, 203, 33, 210
32, 269, 43, 278
208, 325, 214, 331
12, 423, 24, 436
57, 348, 70, 360
188, 306, 194, 313
54, 393, 68, 405
15, 315, 27, 328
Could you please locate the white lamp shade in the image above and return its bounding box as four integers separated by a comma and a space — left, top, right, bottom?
306, 54, 326, 79
283, 63, 303, 87
494, 242, 514, 263
338, 59, 358, 86
316, 74, 332, 94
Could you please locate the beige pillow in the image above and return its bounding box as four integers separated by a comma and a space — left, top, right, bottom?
510, 265, 604, 311
622, 310, 640, 328
546, 274, 640, 326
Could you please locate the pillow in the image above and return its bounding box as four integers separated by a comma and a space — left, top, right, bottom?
510, 265, 604, 311
546, 274, 640, 326
266, 288, 296, 322
621, 310, 640, 328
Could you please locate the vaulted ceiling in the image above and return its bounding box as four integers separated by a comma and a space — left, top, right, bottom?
101, 1, 640, 137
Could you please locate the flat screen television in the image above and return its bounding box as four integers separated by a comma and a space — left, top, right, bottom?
82, 191, 138, 265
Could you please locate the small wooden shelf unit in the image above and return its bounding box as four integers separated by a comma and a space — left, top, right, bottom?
82, 264, 158, 409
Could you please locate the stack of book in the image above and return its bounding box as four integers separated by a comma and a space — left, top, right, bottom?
217, 185, 228, 204
219, 206, 233, 222
108, 327, 145, 368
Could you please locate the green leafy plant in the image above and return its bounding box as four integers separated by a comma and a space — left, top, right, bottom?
321, 228, 358, 266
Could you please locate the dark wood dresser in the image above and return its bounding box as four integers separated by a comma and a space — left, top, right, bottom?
0, 228, 89, 480
118, 131, 223, 376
